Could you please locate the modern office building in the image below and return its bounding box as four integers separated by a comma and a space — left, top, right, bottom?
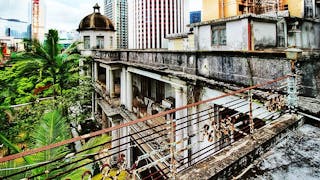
128, 0, 190, 49
104, 0, 128, 49
190, 11, 201, 24
0, 18, 31, 39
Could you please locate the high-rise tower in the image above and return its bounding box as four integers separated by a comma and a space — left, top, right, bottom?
128, 0, 190, 49
104, 0, 128, 49
32, 0, 45, 42
32, 0, 39, 40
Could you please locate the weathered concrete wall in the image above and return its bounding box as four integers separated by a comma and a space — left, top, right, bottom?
197, 19, 249, 51
301, 21, 320, 49
226, 19, 248, 50
195, 18, 277, 51
79, 30, 116, 50
196, 52, 291, 87
197, 25, 213, 50
298, 55, 320, 98
92, 50, 320, 97
252, 21, 277, 49
287, 20, 320, 49
177, 114, 304, 180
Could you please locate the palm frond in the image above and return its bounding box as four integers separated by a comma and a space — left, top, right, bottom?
32, 40, 51, 61
0, 134, 33, 164
0, 133, 21, 154
0, 158, 27, 179
61, 135, 111, 179
78, 135, 111, 156
31, 110, 71, 163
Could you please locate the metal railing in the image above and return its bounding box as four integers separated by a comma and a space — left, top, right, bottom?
0, 75, 290, 180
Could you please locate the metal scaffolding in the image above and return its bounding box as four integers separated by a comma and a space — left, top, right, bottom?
242, 0, 286, 14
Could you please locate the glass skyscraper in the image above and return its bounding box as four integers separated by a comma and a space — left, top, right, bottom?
0, 18, 31, 39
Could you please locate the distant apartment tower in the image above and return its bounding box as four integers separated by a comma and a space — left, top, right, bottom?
128, 0, 190, 49
190, 11, 201, 24
104, 0, 128, 49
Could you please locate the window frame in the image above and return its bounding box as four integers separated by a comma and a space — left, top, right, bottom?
96, 36, 104, 49
84, 36, 90, 49
211, 25, 227, 46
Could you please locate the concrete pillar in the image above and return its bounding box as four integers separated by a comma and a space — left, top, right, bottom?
213, 104, 219, 152
91, 92, 95, 118
121, 126, 131, 167
126, 71, 133, 111
121, 67, 127, 105
174, 86, 188, 166
109, 69, 115, 98
94, 62, 98, 81
284, 21, 288, 48
106, 66, 110, 94
111, 118, 120, 156
79, 58, 84, 76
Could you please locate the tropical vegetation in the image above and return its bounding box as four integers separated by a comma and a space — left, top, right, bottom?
0, 29, 115, 179
0, 110, 111, 179
0, 29, 93, 144
0, 29, 131, 180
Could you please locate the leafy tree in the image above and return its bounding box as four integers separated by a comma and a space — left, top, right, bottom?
1, 29, 89, 105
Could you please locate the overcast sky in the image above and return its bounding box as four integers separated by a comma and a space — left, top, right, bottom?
0, 0, 202, 31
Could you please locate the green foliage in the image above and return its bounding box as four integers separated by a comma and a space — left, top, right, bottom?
0, 110, 111, 179
0, 157, 27, 179
63, 135, 111, 180
0, 29, 93, 145
28, 110, 71, 179
0, 133, 33, 179
31, 110, 71, 151
0, 133, 21, 154
0, 29, 97, 179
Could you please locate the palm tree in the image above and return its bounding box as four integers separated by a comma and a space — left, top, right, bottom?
30, 29, 83, 98
4, 29, 86, 104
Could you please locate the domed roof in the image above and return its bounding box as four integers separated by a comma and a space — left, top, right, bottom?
77, 3, 115, 32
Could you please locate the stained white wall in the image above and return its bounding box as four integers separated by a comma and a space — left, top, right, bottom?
79, 30, 116, 50
301, 21, 320, 49
196, 19, 249, 50
197, 25, 212, 50
227, 19, 248, 50
252, 21, 277, 49
195, 18, 278, 51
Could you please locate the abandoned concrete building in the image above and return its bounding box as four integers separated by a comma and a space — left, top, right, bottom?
1, 2, 320, 180
73, 3, 320, 179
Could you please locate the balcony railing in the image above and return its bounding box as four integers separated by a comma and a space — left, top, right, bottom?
0, 75, 290, 179
91, 50, 290, 92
